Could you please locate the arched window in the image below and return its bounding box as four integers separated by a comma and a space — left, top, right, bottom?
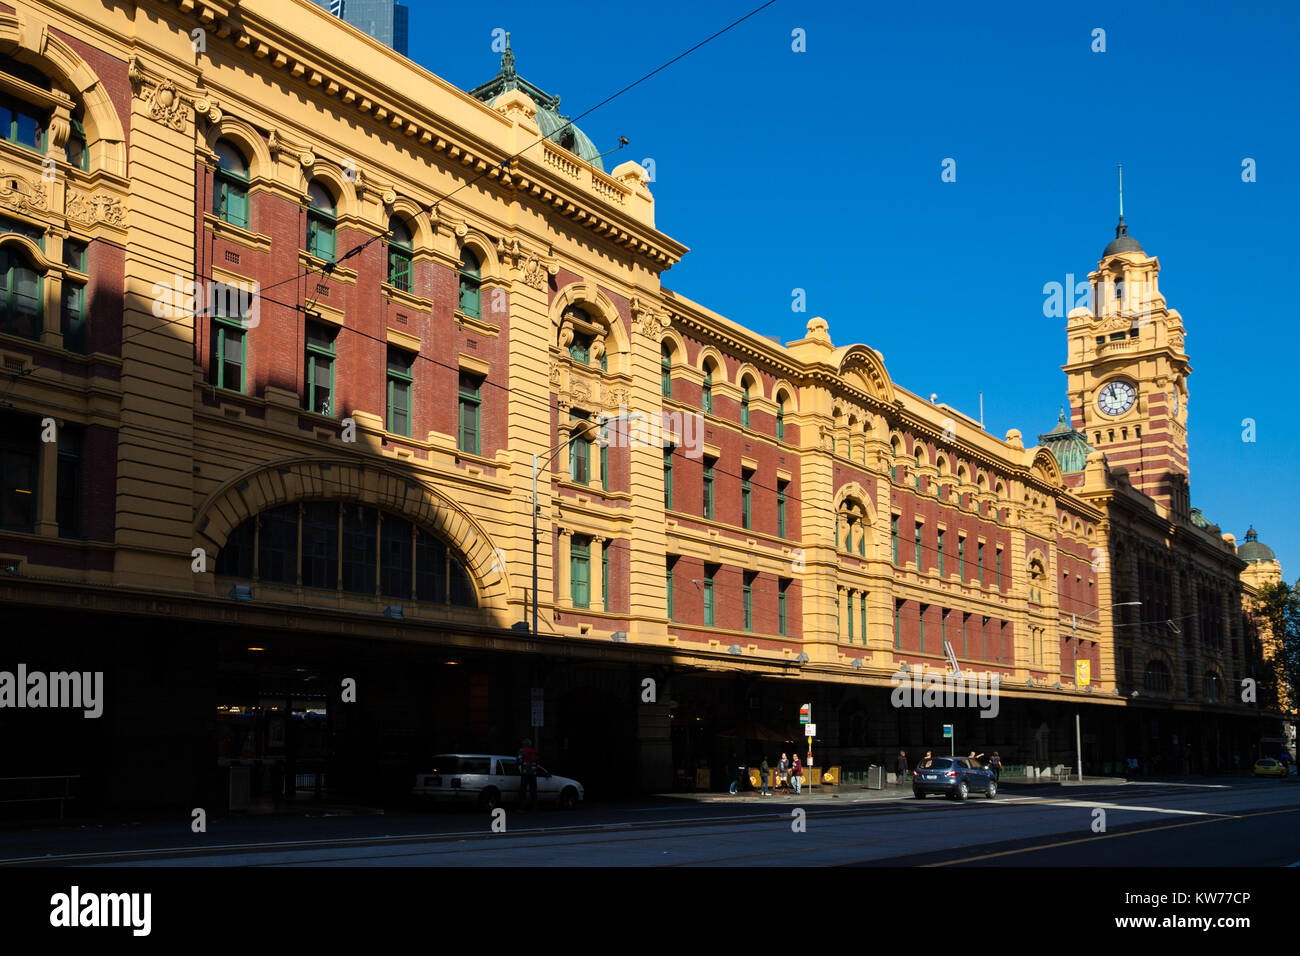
67, 106, 88, 172
215, 501, 478, 607
387, 215, 413, 292
775, 395, 785, 441
913, 446, 923, 490
740, 381, 750, 428
702, 362, 714, 414
660, 343, 673, 398
1143, 660, 1171, 693
1203, 671, 1221, 702
458, 247, 481, 319
568, 411, 592, 484
213, 139, 250, 229
0, 246, 41, 341
305, 181, 336, 262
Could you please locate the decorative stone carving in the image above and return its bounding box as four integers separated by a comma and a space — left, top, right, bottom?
143, 78, 189, 131
522, 254, 548, 290
630, 295, 670, 338
299, 150, 316, 169
267, 129, 282, 158
603, 384, 629, 408
193, 95, 222, 126
548, 359, 561, 387
0, 170, 48, 214
66, 190, 125, 227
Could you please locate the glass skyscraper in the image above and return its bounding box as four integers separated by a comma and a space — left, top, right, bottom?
313, 0, 409, 57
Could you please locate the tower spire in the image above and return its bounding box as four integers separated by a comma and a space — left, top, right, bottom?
1118, 164, 1124, 220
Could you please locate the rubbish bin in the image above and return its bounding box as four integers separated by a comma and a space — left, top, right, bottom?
867, 764, 884, 790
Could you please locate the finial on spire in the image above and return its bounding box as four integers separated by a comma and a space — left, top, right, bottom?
1058, 405, 1067, 425
1118, 163, 1124, 220
501, 31, 515, 75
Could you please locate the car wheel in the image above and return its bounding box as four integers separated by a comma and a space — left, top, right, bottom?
478, 787, 501, 812
986, 780, 997, 799
913, 789, 925, 799
956, 781, 968, 801
560, 787, 579, 810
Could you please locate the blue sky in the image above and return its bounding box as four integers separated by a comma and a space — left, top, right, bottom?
400, 0, 1299, 576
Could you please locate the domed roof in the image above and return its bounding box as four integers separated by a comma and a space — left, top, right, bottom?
468, 34, 605, 172
1037, 406, 1096, 473
1103, 216, 1144, 257
1239, 526, 1277, 563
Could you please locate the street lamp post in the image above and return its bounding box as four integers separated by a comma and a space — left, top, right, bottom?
1071, 601, 1142, 782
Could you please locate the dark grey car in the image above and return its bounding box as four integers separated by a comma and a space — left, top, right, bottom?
912, 756, 997, 800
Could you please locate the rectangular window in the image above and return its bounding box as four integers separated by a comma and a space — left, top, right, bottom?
778, 579, 789, 636
60, 282, 87, 354
55, 427, 81, 539
859, 593, 866, 642
703, 568, 715, 626
666, 557, 675, 621
894, 599, 902, 649
937, 529, 945, 577
914, 522, 923, 568
602, 545, 610, 611
571, 536, 591, 609
302, 501, 338, 590
209, 316, 246, 393
978, 542, 985, 586
663, 449, 673, 510
458, 372, 482, 454
257, 505, 298, 586
342, 504, 377, 594
942, 607, 950, 649
304, 321, 335, 416
961, 612, 969, 657
388, 246, 412, 293
702, 458, 715, 520
891, 515, 899, 564
569, 333, 591, 365
414, 531, 448, 604
848, 591, 855, 642
569, 414, 590, 485
919, 603, 927, 653
386, 346, 413, 437
996, 547, 1003, 590
776, 481, 787, 537
741, 470, 752, 530
600, 442, 608, 492
1, 94, 48, 152
959, 536, 966, 580
743, 572, 754, 631
380, 516, 413, 599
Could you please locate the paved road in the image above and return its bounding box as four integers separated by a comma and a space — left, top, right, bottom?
2, 778, 1297, 866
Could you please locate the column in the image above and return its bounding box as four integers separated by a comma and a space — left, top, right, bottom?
36, 427, 58, 536
591, 536, 604, 610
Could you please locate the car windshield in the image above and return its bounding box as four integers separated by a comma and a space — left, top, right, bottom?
919, 758, 953, 770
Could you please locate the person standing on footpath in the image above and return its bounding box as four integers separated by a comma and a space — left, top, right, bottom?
897, 749, 909, 787
517, 737, 539, 811
988, 751, 1002, 783
760, 756, 771, 796
791, 755, 803, 794
778, 753, 789, 792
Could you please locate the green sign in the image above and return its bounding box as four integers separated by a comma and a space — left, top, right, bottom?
942, 724, 953, 739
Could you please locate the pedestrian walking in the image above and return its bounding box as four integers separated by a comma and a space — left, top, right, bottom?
896, 749, 909, 787
517, 737, 539, 811
988, 751, 1002, 783
760, 756, 771, 796
792, 755, 803, 794
778, 753, 789, 792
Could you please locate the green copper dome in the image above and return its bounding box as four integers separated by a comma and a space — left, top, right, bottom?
1038, 406, 1096, 473
1238, 526, 1277, 563
468, 34, 605, 172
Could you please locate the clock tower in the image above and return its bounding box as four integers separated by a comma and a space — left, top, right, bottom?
1063, 213, 1191, 515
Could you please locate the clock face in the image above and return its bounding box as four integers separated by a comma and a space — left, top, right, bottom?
1097, 380, 1137, 416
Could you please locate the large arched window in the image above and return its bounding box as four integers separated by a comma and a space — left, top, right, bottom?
660, 343, 673, 398
213, 139, 250, 229
305, 180, 337, 262
775, 394, 785, 441
740, 380, 751, 428
215, 501, 478, 607
0, 246, 41, 341
0, 54, 51, 153
458, 247, 481, 319
701, 361, 714, 414
387, 215, 413, 292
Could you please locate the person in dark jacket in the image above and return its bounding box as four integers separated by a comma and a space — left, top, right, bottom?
760, 756, 771, 796
896, 749, 909, 787
988, 751, 1002, 782
517, 738, 538, 811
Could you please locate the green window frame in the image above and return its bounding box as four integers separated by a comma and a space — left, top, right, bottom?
210, 315, 246, 393
602, 545, 610, 611
937, 529, 945, 577
60, 281, 87, 354
959, 537, 966, 580
859, 594, 867, 642
942, 607, 949, 648
919, 603, 926, 653
386, 346, 413, 437
914, 522, 923, 568
776, 482, 786, 538
703, 571, 715, 627
890, 514, 899, 564
996, 548, 1003, 590
741, 472, 752, 530
570, 536, 590, 609
67, 113, 88, 172
702, 459, 714, 520
600, 441, 609, 492
387, 216, 413, 292
740, 383, 750, 428
305, 181, 337, 262
894, 600, 902, 649
848, 591, 855, 642
569, 333, 591, 365
858, 523, 865, 556
661, 344, 672, 398
458, 247, 481, 319
304, 320, 335, 415
569, 412, 591, 485
913, 449, 922, 490
666, 558, 675, 621
775, 397, 785, 441
0, 247, 41, 341
743, 573, 754, 632
663, 448, 673, 510
213, 139, 250, 230
978, 542, 985, 586
0, 92, 48, 153
458, 372, 482, 454
702, 366, 713, 414
962, 613, 969, 657
778, 579, 788, 636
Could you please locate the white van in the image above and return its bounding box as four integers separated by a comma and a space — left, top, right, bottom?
412, 754, 584, 810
